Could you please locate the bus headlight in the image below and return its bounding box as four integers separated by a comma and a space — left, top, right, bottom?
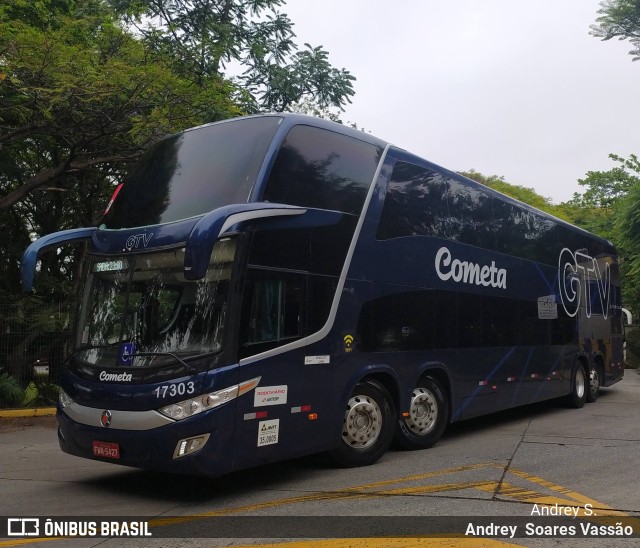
158, 376, 261, 421
59, 388, 74, 409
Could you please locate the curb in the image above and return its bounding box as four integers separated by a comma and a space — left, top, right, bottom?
0, 407, 56, 418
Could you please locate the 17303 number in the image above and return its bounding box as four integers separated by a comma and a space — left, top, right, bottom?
154, 382, 196, 399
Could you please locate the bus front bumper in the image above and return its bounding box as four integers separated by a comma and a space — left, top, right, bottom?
57, 405, 234, 477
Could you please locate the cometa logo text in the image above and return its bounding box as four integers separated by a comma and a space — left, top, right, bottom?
435, 246, 507, 289
99, 371, 133, 382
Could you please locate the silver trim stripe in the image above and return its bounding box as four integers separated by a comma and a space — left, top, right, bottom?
240, 144, 392, 366
62, 401, 174, 430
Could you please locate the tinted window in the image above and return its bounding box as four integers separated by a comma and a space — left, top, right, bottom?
377, 163, 450, 239
263, 125, 382, 215
102, 117, 282, 228
447, 179, 495, 249
357, 291, 458, 351
239, 268, 337, 358
357, 290, 575, 352
248, 217, 357, 277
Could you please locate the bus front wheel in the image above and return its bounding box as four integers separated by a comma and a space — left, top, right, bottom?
328, 380, 395, 467
395, 376, 448, 450
566, 363, 587, 408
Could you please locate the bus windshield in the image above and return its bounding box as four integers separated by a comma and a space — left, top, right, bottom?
73, 239, 235, 367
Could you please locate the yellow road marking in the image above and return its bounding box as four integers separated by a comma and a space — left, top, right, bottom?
1, 462, 634, 547
232, 539, 524, 548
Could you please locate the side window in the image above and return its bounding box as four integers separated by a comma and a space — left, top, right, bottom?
239, 270, 304, 356
238, 268, 337, 358
377, 162, 450, 240
357, 291, 458, 351
263, 125, 381, 215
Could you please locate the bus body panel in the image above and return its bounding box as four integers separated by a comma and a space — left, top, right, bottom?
20, 113, 622, 476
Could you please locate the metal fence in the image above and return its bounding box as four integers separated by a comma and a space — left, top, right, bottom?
0, 302, 70, 408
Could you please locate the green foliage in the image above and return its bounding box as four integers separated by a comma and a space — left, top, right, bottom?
617, 182, 640, 317
568, 154, 640, 318
625, 328, 640, 368
22, 382, 39, 407
0, 373, 24, 408
617, 179, 640, 272
110, 0, 356, 112
21, 382, 59, 407
591, 0, 640, 61
0, 0, 240, 300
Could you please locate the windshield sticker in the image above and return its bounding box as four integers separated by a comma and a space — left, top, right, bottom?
254, 386, 287, 407
257, 419, 280, 447
118, 342, 136, 366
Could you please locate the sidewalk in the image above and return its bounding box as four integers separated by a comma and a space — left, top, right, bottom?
0, 406, 55, 418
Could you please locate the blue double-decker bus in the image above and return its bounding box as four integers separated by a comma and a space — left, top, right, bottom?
22, 114, 624, 476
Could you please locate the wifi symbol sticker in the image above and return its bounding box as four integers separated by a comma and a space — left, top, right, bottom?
343, 334, 354, 352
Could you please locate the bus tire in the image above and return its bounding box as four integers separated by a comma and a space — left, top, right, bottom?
328, 380, 395, 467
566, 363, 587, 408
395, 376, 448, 450
586, 361, 603, 403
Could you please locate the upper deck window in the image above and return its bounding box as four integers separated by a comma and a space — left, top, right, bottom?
101, 117, 282, 229
263, 125, 382, 215
377, 162, 450, 239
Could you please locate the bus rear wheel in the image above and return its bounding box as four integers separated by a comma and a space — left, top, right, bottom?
565, 363, 587, 408
328, 380, 395, 467
395, 376, 448, 450
587, 361, 603, 403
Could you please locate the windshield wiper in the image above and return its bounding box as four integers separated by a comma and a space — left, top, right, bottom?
69, 344, 197, 373
130, 351, 197, 373
68, 342, 120, 359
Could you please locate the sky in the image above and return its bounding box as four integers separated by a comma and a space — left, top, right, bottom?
281, 0, 640, 204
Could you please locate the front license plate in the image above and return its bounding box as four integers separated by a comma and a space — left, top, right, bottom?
92, 440, 120, 459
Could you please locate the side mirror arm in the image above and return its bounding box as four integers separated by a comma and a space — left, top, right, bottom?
184, 203, 343, 280
21, 227, 96, 291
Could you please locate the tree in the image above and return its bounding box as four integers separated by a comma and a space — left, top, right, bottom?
109, 0, 356, 113
591, 0, 640, 61
616, 173, 640, 318
569, 154, 640, 317
0, 0, 241, 300
0, 0, 239, 212
567, 154, 640, 241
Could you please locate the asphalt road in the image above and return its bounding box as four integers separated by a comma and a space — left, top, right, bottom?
1, 371, 640, 548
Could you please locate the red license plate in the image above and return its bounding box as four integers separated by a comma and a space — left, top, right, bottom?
92, 440, 120, 459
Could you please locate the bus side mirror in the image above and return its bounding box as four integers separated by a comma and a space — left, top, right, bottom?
183, 203, 342, 280
21, 227, 96, 291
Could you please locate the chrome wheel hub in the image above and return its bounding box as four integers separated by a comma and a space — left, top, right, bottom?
405, 387, 437, 435
342, 395, 382, 448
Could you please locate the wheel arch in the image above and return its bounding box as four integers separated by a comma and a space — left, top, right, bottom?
357, 369, 401, 418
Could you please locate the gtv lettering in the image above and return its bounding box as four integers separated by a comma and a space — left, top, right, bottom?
125, 233, 153, 251
435, 247, 507, 289
558, 248, 611, 319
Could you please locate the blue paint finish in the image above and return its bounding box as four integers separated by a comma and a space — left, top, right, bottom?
22, 114, 622, 477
